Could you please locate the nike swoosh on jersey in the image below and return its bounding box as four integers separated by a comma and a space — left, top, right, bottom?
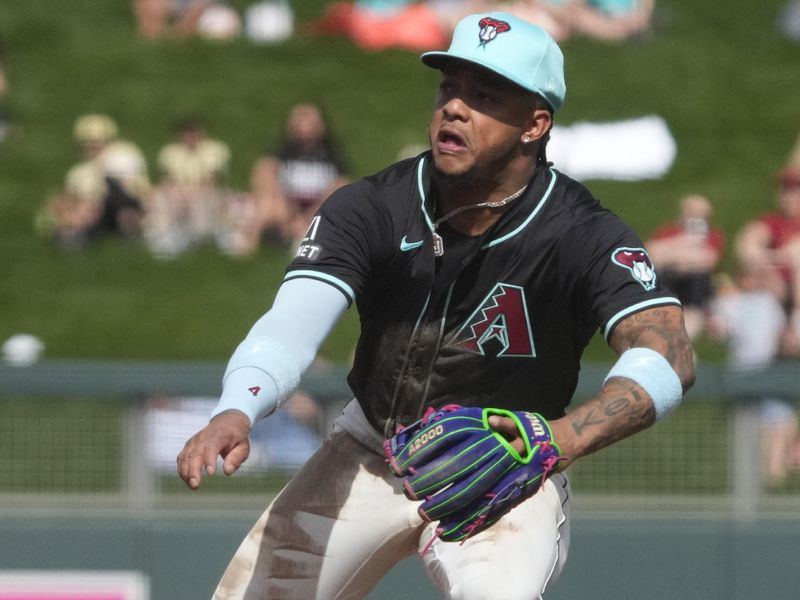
400, 236, 424, 252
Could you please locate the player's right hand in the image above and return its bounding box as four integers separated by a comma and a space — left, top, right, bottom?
177, 409, 251, 490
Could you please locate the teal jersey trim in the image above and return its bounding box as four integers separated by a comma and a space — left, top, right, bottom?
284, 270, 356, 305
482, 168, 558, 249
416, 157, 435, 232
416, 160, 556, 253
603, 297, 682, 340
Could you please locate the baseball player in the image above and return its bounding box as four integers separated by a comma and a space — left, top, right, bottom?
178, 12, 695, 600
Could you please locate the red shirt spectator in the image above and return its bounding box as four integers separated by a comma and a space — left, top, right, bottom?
646, 194, 726, 338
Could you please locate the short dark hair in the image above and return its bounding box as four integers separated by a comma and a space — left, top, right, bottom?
175, 116, 204, 133
531, 92, 554, 114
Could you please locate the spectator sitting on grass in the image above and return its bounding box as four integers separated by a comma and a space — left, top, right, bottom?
36, 114, 150, 250
250, 102, 350, 247
145, 117, 231, 258
564, 0, 655, 42
470, 0, 656, 43
309, 1, 655, 50
736, 167, 800, 337
711, 263, 800, 487
133, 0, 241, 40
646, 194, 726, 339
133, 0, 210, 38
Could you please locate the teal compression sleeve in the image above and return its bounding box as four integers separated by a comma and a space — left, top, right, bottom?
211, 277, 349, 424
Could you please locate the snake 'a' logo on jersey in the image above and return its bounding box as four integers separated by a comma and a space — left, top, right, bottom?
612, 247, 657, 291
450, 283, 536, 358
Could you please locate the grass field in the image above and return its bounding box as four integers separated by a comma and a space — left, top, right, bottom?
2, 0, 800, 363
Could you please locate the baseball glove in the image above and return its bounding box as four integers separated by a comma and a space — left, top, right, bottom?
384, 404, 563, 544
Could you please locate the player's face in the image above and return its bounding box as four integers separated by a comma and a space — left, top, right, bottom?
429, 63, 537, 181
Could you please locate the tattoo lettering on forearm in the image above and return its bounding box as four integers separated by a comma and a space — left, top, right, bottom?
568, 380, 656, 456
572, 395, 635, 435
565, 306, 694, 460
571, 409, 604, 436
603, 396, 629, 416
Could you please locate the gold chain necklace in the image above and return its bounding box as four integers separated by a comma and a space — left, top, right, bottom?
432, 184, 528, 256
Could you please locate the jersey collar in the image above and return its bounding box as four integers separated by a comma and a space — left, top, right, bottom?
481, 166, 558, 250
415, 155, 559, 250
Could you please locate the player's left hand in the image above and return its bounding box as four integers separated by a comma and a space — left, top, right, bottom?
491, 414, 577, 470
486, 414, 527, 455
384, 405, 563, 543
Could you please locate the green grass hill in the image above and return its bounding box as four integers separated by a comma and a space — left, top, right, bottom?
1, 0, 799, 362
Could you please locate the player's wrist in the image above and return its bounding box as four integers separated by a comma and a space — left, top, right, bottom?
210, 409, 252, 432
520, 412, 565, 474
213, 367, 281, 425
548, 417, 578, 469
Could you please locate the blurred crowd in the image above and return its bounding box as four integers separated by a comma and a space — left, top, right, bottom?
643, 155, 800, 487
36, 109, 800, 483
306, 0, 655, 50
37, 106, 350, 258
132, 0, 294, 43
14, 1, 800, 483
128, 0, 800, 49
131, 0, 656, 47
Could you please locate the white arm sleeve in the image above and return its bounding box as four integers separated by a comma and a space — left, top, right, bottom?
211, 277, 349, 425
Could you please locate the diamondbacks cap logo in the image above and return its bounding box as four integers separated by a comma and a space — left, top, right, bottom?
612, 247, 657, 290
478, 17, 511, 46
450, 283, 536, 357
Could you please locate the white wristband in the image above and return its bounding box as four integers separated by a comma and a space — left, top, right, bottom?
604, 347, 683, 420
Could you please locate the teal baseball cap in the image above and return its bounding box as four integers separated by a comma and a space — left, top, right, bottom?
421, 12, 566, 111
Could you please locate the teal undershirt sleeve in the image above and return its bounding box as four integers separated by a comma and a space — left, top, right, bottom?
211, 277, 349, 425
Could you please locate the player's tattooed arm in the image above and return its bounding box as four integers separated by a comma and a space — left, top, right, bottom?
608, 304, 695, 389
550, 305, 695, 467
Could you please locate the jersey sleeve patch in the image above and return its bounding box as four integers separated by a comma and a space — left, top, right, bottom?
286, 182, 391, 304
294, 215, 323, 261
611, 246, 657, 291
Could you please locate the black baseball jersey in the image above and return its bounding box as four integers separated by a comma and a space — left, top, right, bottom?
286, 154, 680, 436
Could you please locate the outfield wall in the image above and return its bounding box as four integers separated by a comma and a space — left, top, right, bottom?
0, 361, 797, 598
0, 512, 797, 600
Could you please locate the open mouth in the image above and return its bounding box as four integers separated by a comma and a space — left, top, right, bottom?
437, 129, 467, 153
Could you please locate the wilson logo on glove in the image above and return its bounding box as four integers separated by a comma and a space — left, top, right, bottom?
383, 405, 563, 548
523, 412, 547, 438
